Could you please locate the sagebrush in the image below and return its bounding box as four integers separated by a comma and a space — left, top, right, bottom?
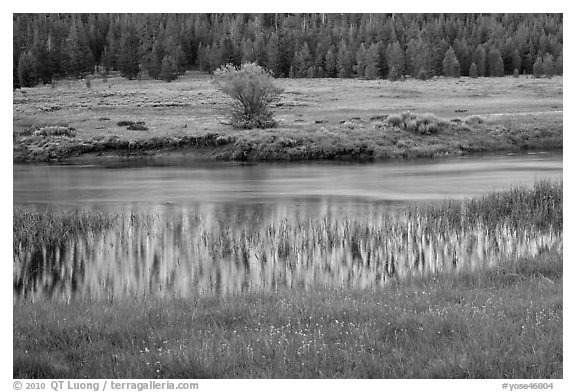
213, 63, 283, 129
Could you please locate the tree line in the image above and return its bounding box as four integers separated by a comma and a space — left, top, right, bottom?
14, 13, 563, 88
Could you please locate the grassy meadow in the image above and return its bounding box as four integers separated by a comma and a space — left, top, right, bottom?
13, 73, 563, 162
13, 181, 563, 378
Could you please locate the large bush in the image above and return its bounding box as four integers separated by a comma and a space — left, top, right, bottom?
213, 63, 283, 129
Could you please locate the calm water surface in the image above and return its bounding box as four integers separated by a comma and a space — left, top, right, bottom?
13, 152, 563, 209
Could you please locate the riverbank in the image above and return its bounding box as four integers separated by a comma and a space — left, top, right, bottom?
13, 74, 562, 163
13, 182, 563, 378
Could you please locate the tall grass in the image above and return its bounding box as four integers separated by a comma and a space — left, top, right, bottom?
13, 181, 562, 301
14, 251, 563, 378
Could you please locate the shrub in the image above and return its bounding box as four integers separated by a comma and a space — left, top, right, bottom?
386, 114, 403, 127
424, 123, 438, 134
401, 111, 415, 122
127, 124, 149, 131
388, 112, 446, 135
513, 68, 520, 78
85, 78, 92, 88
117, 120, 147, 127
213, 63, 283, 129
464, 115, 484, 126
34, 126, 76, 137
405, 119, 418, 132
117, 121, 134, 127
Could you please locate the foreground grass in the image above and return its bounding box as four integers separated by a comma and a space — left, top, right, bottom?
13, 74, 562, 162
13, 251, 562, 378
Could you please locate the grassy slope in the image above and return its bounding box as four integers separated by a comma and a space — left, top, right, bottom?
12, 73, 563, 162
13, 252, 562, 379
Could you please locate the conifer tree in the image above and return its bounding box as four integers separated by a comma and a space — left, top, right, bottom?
469, 62, 479, 78
337, 42, 353, 78
554, 51, 563, 75
417, 66, 429, 80
487, 48, 504, 77
376, 41, 388, 78
387, 41, 405, 78
442, 47, 461, 77
103, 32, 119, 71
240, 38, 256, 63
265, 33, 281, 76
543, 53, 555, 78
532, 55, 544, 78
160, 55, 179, 82
364, 43, 381, 79
473, 45, 487, 77
65, 16, 94, 77
144, 41, 164, 79
87, 14, 105, 65
102, 46, 112, 73
10, 13, 565, 83
18, 51, 38, 87
207, 42, 222, 72
406, 38, 431, 77
522, 51, 534, 75
324, 46, 338, 78
253, 33, 267, 66
494, 56, 504, 77
354, 43, 367, 78
388, 66, 400, 81
453, 38, 472, 76
31, 30, 51, 84
511, 49, 522, 75
196, 43, 210, 72
173, 44, 188, 74
292, 42, 312, 77
220, 36, 239, 67
119, 26, 141, 79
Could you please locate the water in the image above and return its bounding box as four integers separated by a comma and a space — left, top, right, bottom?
13, 152, 563, 300
13, 152, 563, 210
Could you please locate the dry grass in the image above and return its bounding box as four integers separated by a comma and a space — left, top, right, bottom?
13, 73, 562, 140
13, 74, 562, 163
